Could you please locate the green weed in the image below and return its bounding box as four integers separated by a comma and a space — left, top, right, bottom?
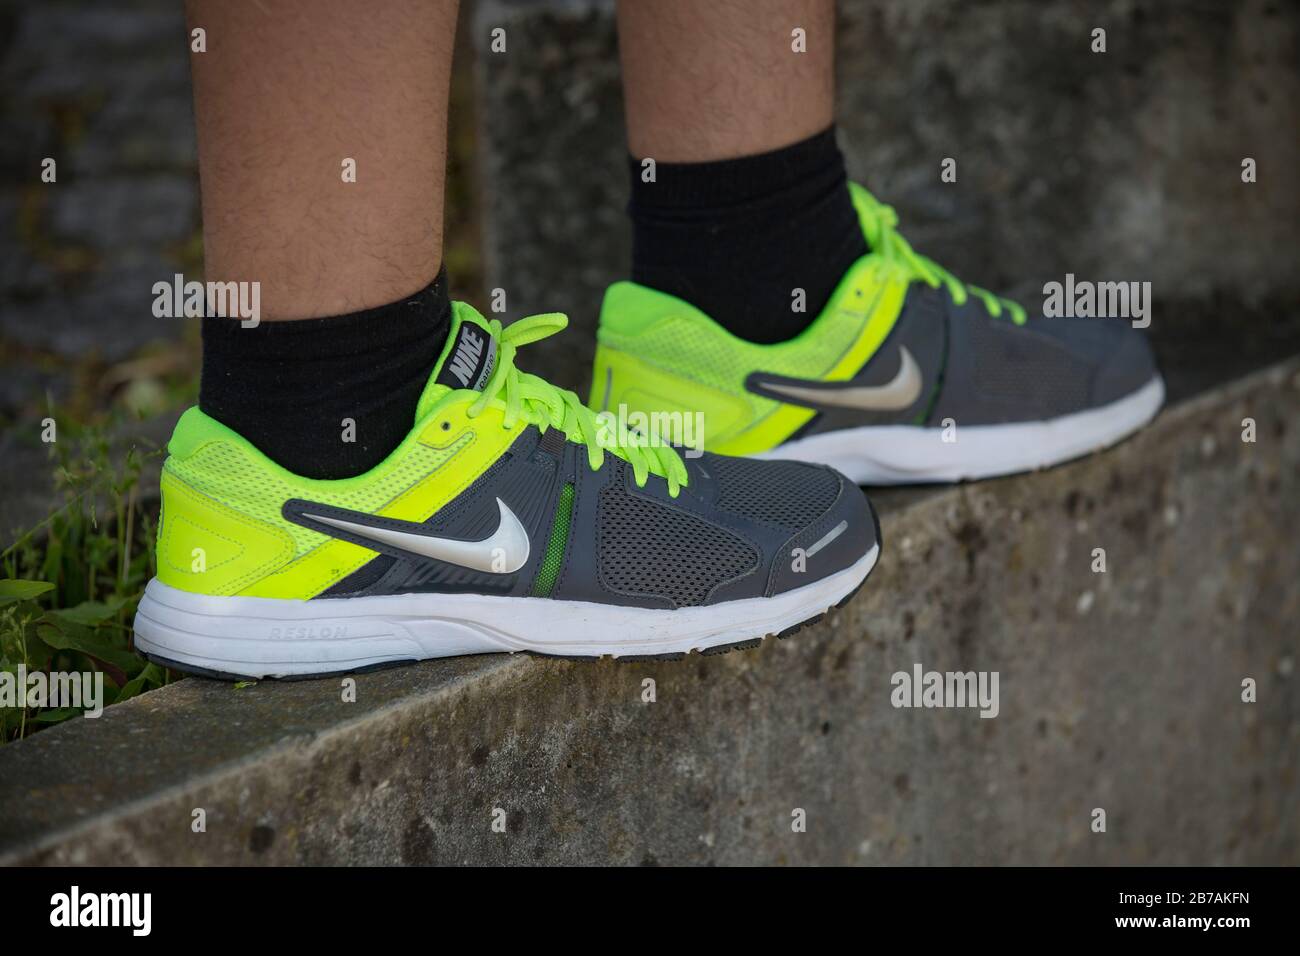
1, 427, 171, 743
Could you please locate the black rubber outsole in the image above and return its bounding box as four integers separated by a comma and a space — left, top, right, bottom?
139, 652, 421, 683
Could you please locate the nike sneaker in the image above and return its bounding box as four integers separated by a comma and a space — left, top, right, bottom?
133, 304, 880, 678
590, 182, 1164, 484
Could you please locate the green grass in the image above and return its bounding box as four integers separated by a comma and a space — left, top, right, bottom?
1, 426, 172, 744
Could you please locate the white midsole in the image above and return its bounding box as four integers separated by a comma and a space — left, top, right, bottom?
132, 544, 879, 678
755, 376, 1165, 484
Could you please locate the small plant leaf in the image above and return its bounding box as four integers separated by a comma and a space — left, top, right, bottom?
31, 707, 81, 724
48, 597, 129, 627
114, 663, 164, 704
0, 580, 54, 607
35, 621, 143, 675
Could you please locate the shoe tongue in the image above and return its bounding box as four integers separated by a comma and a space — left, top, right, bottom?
416, 305, 498, 419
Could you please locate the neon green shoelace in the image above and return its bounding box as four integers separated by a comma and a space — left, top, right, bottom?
852, 185, 1027, 325
466, 313, 689, 495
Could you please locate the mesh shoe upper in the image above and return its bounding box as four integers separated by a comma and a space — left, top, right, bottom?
706, 454, 842, 532
596, 460, 759, 606
325, 433, 877, 610
154, 302, 877, 609
929, 293, 1159, 427
592, 182, 1160, 453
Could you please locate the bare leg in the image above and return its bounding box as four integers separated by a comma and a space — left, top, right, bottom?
617, 0, 834, 162
187, 0, 458, 320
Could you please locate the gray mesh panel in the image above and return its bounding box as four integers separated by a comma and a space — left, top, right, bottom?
970, 318, 1091, 416
707, 456, 840, 532
598, 466, 759, 607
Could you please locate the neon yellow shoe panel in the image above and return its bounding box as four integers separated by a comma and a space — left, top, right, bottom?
592, 257, 910, 456
158, 369, 523, 601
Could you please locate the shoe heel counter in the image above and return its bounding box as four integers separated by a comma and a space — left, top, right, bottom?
593, 342, 753, 449
156, 465, 295, 596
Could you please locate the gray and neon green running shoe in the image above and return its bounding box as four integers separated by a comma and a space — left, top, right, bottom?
591, 183, 1163, 484
134, 304, 879, 678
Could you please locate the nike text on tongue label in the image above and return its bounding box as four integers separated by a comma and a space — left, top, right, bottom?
438, 323, 497, 390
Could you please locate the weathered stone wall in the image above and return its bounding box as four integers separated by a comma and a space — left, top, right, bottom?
0, 0, 198, 535
0, 0, 197, 370
3, 360, 1296, 865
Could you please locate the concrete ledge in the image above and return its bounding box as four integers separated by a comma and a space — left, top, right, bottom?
2, 360, 1297, 865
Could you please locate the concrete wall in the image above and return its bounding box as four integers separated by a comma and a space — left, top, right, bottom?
0, 0, 197, 367
3, 359, 1296, 865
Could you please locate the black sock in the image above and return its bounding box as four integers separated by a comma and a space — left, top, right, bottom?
200, 270, 451, 479
627, 125, 867, 345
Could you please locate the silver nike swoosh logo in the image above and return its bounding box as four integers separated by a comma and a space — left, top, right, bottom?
301, 497, 530, 574
759, 346, 924, 411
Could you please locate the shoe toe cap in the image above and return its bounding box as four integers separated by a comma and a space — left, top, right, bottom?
765, 466, 879, 598
1091, 322, 1159, 406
